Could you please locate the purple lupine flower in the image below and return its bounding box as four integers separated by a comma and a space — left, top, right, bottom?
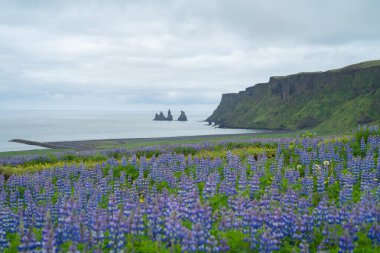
292, 215, 303, 241
299, 239, 310, 253
338, 205, 350, 224
247, 155, 256, 173
91, 208, 106, 245
68, 241, 80, 253
203, 173, 217, 200
107, 210, 127, 252
191, 201, 212, 233
250, 173, 260, 200
243, 209, 262, 249
301, 176, 313, 196
313, 198, 329, 227
316, 174, 325, 195
42, 212, 56, 253
218, 209, 234, 231
182, 230, 197, 253
206, 235, 220, 253
35, 206, 45, 229
361, 169, 375, 192
129, 205, 145, 236
258, 228, 280, 253
0, 225, 9, 250
229, 196, 246, 229
283, 189, 298, 212
339, 181, 353, 207
268, 209, 284, 237
285, 169, 299, 186
338, 231, 354, 253
368, 223, 380, 247
219, 237, 230, 252
342, 220, 359, 242
327, 205, 339, 225
192, 222, 207, 251
360, 137, 366, 153
300, 213, 314, 243
238, 166, 247, 192
18, 226, 40, 252
164, 211, 185, 246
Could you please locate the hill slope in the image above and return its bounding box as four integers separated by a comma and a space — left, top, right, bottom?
207, 60, 380, 132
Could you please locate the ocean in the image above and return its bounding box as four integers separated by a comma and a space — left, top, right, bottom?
0, 110, 264, 152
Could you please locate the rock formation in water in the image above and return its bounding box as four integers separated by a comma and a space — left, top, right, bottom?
154, 110, 174, 121
167, 110, 173, 121
154, 111, 167, 121
178, 111, 188, 121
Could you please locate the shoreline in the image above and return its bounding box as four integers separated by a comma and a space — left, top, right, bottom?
10, 130, 292, 151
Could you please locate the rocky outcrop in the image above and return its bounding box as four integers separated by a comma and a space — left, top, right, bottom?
178, 111, 188, 121
154, 110, 189, 121
167, 110, 173, 121
154, 110, 174, 121
154, 112, 167, 121
207, 60, 380, 132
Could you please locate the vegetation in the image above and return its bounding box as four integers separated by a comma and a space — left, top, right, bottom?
0, 126, 379, 252
207, 60, 380, 133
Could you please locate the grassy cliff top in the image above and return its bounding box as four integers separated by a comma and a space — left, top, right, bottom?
336, 59, 380, 70
270, 60, 380, 80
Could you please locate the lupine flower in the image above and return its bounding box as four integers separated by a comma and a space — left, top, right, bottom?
18, 226, 40, 252
250, 173, 260, 199
206, 235, 219, 253
259, 228, 280, 253
368, 223, 380, 246
164, 211, 185, 245
42, 212, 56, 253
339, 231, 354, 253
0, 226, 9, 250
182, 230, 197, 252
219, 237, 230, 252
129, 205, 145, 236
299, 239, 310, 253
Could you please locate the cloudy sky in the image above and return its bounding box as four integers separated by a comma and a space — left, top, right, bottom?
1, 0, 380, 112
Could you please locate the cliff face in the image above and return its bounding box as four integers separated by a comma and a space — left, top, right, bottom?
207, 60, 380, 131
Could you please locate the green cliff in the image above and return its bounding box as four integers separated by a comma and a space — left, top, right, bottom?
207, 60, 380, 132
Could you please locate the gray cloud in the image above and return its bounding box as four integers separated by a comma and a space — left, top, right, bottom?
0, 0, 379, 111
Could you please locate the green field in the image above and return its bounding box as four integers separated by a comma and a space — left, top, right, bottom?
0, 128, 378, 252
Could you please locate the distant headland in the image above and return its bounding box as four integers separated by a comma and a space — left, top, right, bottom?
154, 110, 188, 121
207, 59, 380, 132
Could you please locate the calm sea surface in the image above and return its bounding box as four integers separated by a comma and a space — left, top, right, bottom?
0, 110, 264, 152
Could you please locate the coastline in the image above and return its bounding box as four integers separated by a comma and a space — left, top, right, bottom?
9, 130, 291, 151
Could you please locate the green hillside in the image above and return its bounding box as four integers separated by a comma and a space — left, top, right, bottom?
207, 60, 380, 133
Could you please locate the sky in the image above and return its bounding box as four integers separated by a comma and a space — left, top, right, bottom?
0, 0, 380, 112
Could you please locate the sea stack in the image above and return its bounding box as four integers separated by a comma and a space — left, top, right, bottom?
167, 109, 173, 121
178, 111, 188, 121
154, 111, 167, 121
153, 109, 174, 121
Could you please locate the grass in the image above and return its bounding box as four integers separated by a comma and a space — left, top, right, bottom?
0, 148, 68, 157
339, 59, 380, 70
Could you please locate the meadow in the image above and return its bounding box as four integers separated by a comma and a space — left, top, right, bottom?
0, 127, 379, 252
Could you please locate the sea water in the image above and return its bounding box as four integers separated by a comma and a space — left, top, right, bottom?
0, 110, 264, 152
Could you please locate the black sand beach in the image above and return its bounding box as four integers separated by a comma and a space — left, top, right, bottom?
10, 131, 291, 151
